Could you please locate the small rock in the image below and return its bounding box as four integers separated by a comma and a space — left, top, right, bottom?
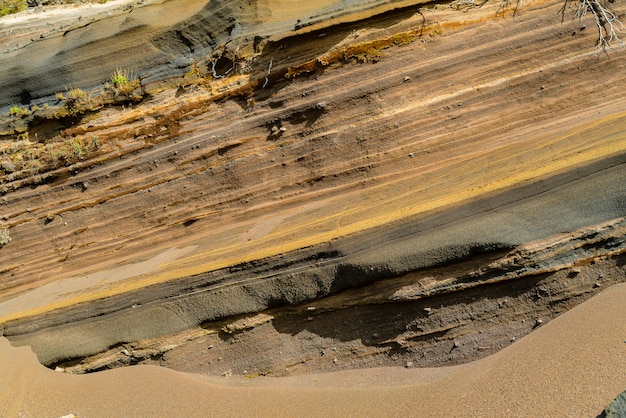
54, 366, 65, 372
403, 76, 411, 82
333, 358, 338, 364
408, 153, 414, 158
405, 361, 414, 368
121, 349, 130, 356
207, 345, 213, 350
221, 369, 232, 377
452, 341, 460, 349
46, 213, 54, 222
279, 127, 287, 133
423, 307, 432, 314
510, 337, 516, 342
593, 282, 601, 288
271, 125, 279, 133
316, 102, 327, 110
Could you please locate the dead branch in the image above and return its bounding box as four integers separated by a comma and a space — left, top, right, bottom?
560, 0, 624, 51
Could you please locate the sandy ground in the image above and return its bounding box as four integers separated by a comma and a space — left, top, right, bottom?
1, 282, 624, 417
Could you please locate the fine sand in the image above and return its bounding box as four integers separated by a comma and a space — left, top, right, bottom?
1, 283, 624, 417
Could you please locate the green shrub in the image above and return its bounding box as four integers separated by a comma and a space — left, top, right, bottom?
0, 0, 27, 17
9, 105, 28, 117
110, 69, 140, 96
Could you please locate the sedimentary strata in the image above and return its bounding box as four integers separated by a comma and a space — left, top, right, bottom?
0, 0, 625, 377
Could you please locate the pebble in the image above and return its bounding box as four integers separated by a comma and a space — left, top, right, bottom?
403, 76, 411, 82
452, 341, 460, 349
593, 282, 601, 288
221, 369, 232, 377
405, 361, 414, 368
423, 307, 432, 314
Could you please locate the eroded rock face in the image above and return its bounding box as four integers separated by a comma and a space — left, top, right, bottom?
0, 0, 625, 379
0, 0, 427, 109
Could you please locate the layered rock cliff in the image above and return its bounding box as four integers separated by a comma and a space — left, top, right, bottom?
0, 0, 624, 374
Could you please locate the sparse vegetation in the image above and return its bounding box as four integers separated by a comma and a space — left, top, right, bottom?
64, 87, 90, 114
0, 227, 11, 247
9, 105, 28, 117
109, 69, 141, 96
0, 0, 27, 17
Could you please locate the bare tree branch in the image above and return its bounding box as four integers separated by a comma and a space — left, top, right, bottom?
561, 0, 624, 51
